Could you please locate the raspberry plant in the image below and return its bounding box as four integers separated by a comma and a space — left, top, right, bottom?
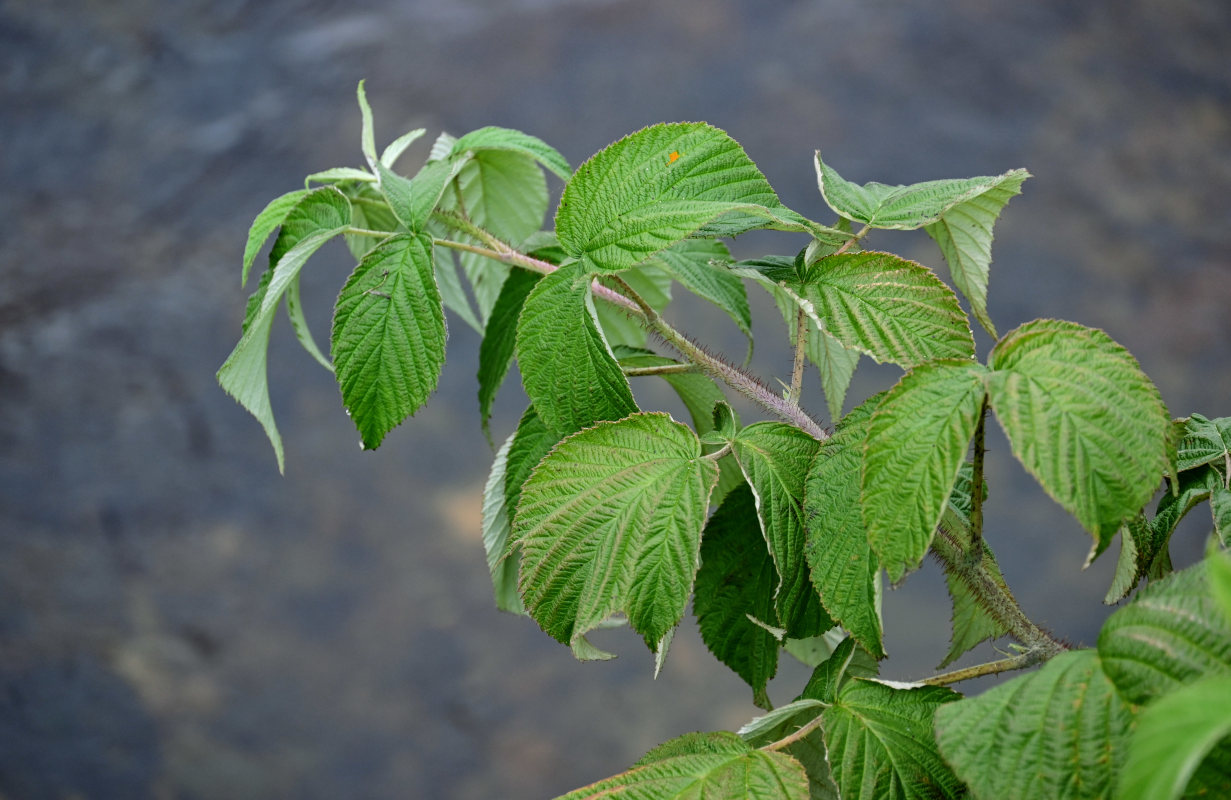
221, 83, 1231, 799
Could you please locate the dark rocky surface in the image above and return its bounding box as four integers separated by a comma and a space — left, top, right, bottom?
1, 0, 1229, 796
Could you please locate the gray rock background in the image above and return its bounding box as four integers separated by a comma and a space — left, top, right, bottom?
2, 0, 1229, 797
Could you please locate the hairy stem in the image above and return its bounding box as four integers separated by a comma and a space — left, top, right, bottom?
920, 651, 1044, 686
969, 396, 989, 555
832, 223, 870, 256
789, 306, 807, 405
623, 363, 699, 377
760, 713, 826, 752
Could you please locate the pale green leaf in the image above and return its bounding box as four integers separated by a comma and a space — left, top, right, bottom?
634, 731, 750, 766
739, 691, 840, 800
380, 127, 426, 169
1211, 550, 1231, 625
801, 252, 975, 368
594, 265, 673, 349
259, 187, 352, 316
766, 281, 859, 422
924, 169, 1029, 337
1213, 486, 1231, 545
513, 413, 718, 660
331, 232, 445, 449
1119, 675, 1231, 800
431, 239, 483, 333
694, 484, 780, 708
643, 239, 753, 346
863, 360, 988, 582
804, 394, 885, 658
477, 269, 540, 438
1098, 560, 1231, 704
1105, 512, 1166, 605
503, 406, 557, 530
242, 189, 309, 286
481, 432, 525, 614
1151, 466, 1221, 552
815, 152, 1018, 231
1175, 413, 1231, 473
429, 131, 456, 162
304, 167, 375, 187
451, 126, 571, 182
556, 123, 784, 274
284, 276, 331, 371
377, 155, 468, 233
822, 679, 963, 799
732, 423, 833, 638
217, 292, 284, 471
356, 80, 377, 171
988, 319, 1171, 554
515, 263, 638, 436
555, 739, 807, 800
340, 183, 400, 259
738, 699, 827, 744
935, 649, 1135, 800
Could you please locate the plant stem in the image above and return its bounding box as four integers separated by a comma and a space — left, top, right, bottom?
969, 396, 989, 555
703, 442, 733, 461
789, 306, 807, 405
344, 227, 391, 238
760, 713, 826, 752
623, 363, 699, 377
920, 652, 1043, 686
832, 223, 870, 256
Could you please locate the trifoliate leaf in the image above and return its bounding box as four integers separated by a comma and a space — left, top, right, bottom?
241, 188, 310, 285
643, 239, 752, 350
988, 319, 1170, 556
800, 252, 975, 369
512, 413, 719, 660
331, 232, 446, 450
477, 269, 540, 438
822, 679, 963, 800
732, 423, 832, 639
804, 394, 885, 658
1098, 560, 1231, 705
515, 263, 638, 436
556, 123, 786, 274
815, 152, 1020, 231
924, 170, 1028, 338
694, 485, 780, 708
451, 126, 571, 182
863, 360, 988, 583
1120, 674, 1231, 800
481, 433, 525, 614
935, 649, 1135, 800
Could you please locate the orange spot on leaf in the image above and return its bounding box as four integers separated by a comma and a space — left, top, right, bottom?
668, 151, 680, 164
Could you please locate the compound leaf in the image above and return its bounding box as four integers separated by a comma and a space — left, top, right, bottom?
515, 263, 638, 435
988, 319, 1170, 556
822, 679, 963, 800
935, 649, 1135, 800
331, 232, 445, 450
804, 395, 885, 658
513, 413, 718, 660
801, 252, 975, 369
863, 361, 988, 582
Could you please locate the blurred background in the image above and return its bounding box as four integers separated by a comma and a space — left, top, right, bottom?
2, 0, 1230, 797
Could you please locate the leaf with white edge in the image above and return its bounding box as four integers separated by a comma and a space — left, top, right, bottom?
242, 189, 310, 285
481, 433, 525, 614
801, 252, 975, 368
380, 127, 426, 169
377, 155, 468, 233
331, 232, 446, 450
804, 394, 886, 658
924, 169, 1028, 338
515, 263, 638, 435
822, 679, 963, 800
1175, 413, 1231, 473
863, 360, 988, 583
643, 239, 753, 347
732, 423, 833, 639
594, 265, 673, 349
1119, 674, 1231, 800
512, 413, 719, 660
356, 80, 378, 171
555, 738, 808, 800
1098, 560, 1231, 704
477, 269, 540, 438
304, 167, 374, 187
815, 152, 1017, 231
556, 123, 785, 274
738, 699, 827, 745
694, 484, 781, 708
988, 319, 1170, 555
935, 649, 1134, 800
451, 126, 571, 182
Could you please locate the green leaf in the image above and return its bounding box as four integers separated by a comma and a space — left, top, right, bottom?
815, 152, 1020, 231
503, 406, 558, 529
1153, 466, 1221, 548
1105, 512, 1170, 605
451, 126, 571, 182
634, 731, 750, 766
764, 282, 859, 423
694, 484, 781, 708
924, 170, 1029, 338
515, 263, 638, 436
732, 423, 832, 638
259, 187, 353, 316
304, 167, 375, 187
804, 394, 885, 658
331, 232, 446, 449
822, 679, 963, 800
594, 265, 673, 349
800, 252, 975, 368
431, 238, 483, 333
340, 183, 400, 259
1175, 414, 1231, 473
1098, 560, 1231, 704
377, 155, 468, 233
1212, 550, 1231, 625
555, 738, 808, 800
935, 649, 1135, 800
1119, 674, 1231, 800
481, 432, 525, 614
988, 319, 1171, 555
512, 413, 719, 660
217, 289, 285, 471
241, 189, 313, 285
643, 239, 752, 349
284, 276, 331, 371
477, 269, 540, 438
356, 80, 377, 171
738, 694, 840, 800
799, 637, 860, 704
556, 123, 784, 274
380, 128, 426, 169
1213, 486, 1231, 545
863, 360, 988, 582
